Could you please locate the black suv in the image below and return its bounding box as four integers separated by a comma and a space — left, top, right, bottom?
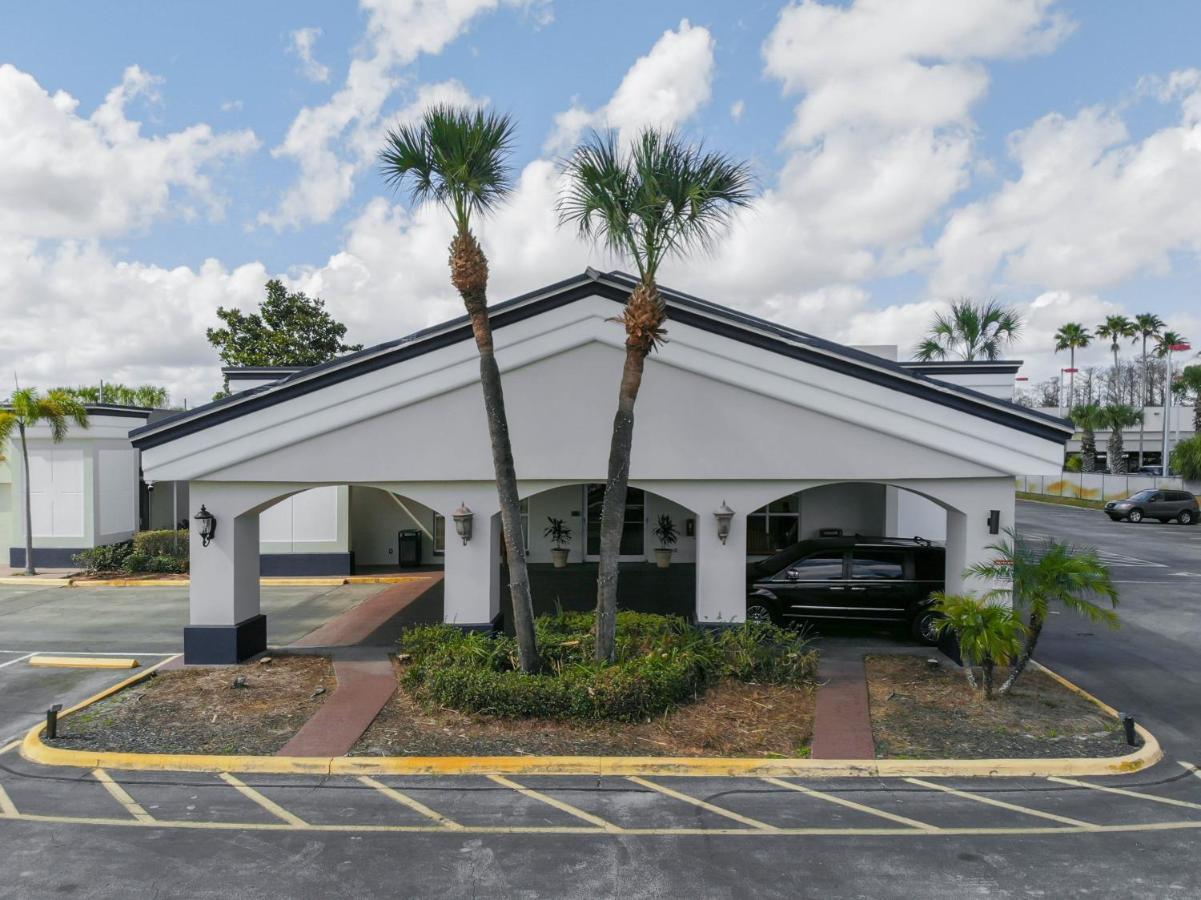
746, 537, 945, 643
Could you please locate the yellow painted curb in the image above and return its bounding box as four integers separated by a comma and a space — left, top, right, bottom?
20, 657, 1162, 779
28, 656, 139, 670
0, 577, 72, 586
65, 574, 433, 588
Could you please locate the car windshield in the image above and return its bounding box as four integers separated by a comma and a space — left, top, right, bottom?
1129, 490, 1156, 501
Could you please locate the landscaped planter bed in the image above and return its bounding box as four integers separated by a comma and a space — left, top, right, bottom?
54, 656, 333, 756
867, 654, 1131, 759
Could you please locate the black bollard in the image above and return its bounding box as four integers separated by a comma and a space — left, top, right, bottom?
46, 704, 63, 740
1121, 713, 1137, 747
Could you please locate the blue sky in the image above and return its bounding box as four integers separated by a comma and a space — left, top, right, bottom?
2, 1, 1200, 402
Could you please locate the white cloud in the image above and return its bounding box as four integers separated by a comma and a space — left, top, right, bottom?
220, 99, 244, 112
289, 27, 331, 83
545, 20, 715, 152
0, 64, 259, 240
729, 99, 745, 123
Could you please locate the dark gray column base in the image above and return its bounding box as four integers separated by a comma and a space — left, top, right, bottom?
455, 611, 504, 636
696, 620, 742, 632
184, 614, 267, 664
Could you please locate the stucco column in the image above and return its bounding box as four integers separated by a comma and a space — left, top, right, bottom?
926, 478, 1015, 604
184, 482, 267, 664
439, 495, 501, 630
695, 507, 748, 624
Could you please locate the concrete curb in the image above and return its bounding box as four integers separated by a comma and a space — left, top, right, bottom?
20, 658, 1163, 779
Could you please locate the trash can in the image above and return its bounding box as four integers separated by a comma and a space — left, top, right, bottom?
398, 530, 422, 567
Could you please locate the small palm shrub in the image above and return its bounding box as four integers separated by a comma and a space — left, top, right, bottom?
73, 541, 134, 573
401, 612, 817, 722
931, 592, 1026, 700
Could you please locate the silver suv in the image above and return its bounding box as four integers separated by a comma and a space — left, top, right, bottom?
1105, 490, 1199, 525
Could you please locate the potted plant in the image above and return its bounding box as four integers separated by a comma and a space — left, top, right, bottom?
652, 514, 678, 568
544, 517, 573, 568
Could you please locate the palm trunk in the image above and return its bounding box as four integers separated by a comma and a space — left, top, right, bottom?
982, 657, 995, 700
1109, 428, 1126, 474
1081, 427, 1096, 473
999, 611, 1043, 696
963, 660, 978, 691
1138, 338, 1147, 468
595, 281, 665, 663
19, 423, 35, 576
1068, 348, 1075, 408
450, 231, 538, 673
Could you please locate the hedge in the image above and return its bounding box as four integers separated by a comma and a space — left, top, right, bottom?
72, 530, 189, 574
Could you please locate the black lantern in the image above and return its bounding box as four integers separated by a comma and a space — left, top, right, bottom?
714, 500, 734, 545
194, 505, 217, 547
452, 503, 474, 545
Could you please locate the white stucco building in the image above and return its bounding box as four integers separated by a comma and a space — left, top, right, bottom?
127, 270, 1071, 663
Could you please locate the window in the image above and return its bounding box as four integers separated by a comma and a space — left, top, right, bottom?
850, 551, 905, 580
747, 496, 800, 555
432, 513, 445, 555
586, 485, 644, 557
778, 552, 844, 581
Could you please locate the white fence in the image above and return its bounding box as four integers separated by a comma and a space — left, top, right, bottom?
1017, 472, 1185, 502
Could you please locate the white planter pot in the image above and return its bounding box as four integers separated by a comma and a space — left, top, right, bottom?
653, 548, 674, 569
550, 548, 570, 569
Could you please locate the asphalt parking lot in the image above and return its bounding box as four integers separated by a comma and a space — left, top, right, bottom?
0, 499, 1199, 898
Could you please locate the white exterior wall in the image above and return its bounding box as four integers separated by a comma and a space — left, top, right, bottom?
924, 370, 1016, 400
348, 486, 438, 566
259, 485, 348, 556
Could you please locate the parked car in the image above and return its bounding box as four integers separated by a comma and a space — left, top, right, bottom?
1135, 465, 1164, 476
1105, 490, 1199, 524
746, 536, 945, 643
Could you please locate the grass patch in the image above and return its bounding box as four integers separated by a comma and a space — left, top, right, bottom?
1017, 491, 1107, 510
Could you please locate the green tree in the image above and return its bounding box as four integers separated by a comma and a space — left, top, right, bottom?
914, 299, 1022, 361
1069, 402, 1105, 473
1153, 329, 1189, 361
206, 280, 363, 395
930, 592, 1025, 699
1096, 315, 1136, 373
1178, 365, 1201, 435
58, 383, 170, 409
1133, 313, 1165, 466
378, 104, 541, 672
0, 388, 90, 575
558, 128, 753, 662
1054, 322, 1091, 408
1170, 435, 1201, 481
968, 530, 1118, 695
1101, 403, 1142, 474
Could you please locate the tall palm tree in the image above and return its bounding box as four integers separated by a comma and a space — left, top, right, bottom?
1133, 313, 1165, 466
1153, 329, 1189, 360
1053, 322, 1091, 408
968, 530, 1118, 695
558, 128, 753, 662
1101, 403, 1142, 474
1069, 402, 1105, 472
378, 105, 540, 672
1096, 315, 1136, 372
913, 299, 1022, 361
1179, 365, 1201, 435
0, 388, 90, 575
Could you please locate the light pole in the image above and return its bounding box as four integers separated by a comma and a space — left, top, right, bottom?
1162, 342, 1191, 475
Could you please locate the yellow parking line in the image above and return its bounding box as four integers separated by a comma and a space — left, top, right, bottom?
1049, 776, 1201, 811
29, 656, 139, 670
356, 776, 463, 830
487, 774, 623, 833
762, 777, 938, 832
0, 784, 17, 817
218, 773, 309, 827
906, 778, 1097, 829
627, 776, 778, 831
92, 769, 154, 823
0, 740, 20, 756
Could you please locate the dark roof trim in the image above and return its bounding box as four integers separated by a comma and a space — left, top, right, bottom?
132, 271, 1070, 450
82, 405, 153, 419
222, 366, 307, 378
900, 361, 1023, 375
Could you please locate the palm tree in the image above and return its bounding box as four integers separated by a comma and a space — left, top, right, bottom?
1153, 329, 1189, 360
558, 128, 753, 662
0, 388, 90, 575
1069, 402, 1105, 472
1101, 403, 1142, 474
930, 592, 1025, 700
1096, 315, 1136, 374
1179, 365, 1201, 435
1133, 313, 1165, 467
968, 530, 1118, 695
913, 299, 1022, 361
1053, 323, 1091, 408
378, 105, 541, 672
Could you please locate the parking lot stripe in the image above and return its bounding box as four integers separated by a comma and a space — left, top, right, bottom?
0, 784, 17, 817
1180, 762, 1201, 781
0, 653, 35, 670
487, 774, 624, 833
356, 776, 463, 830
761, 777, 938, 831
218, 773, 309, 827
0, 740, 20, 756
905, 778, 1097, 828
1048, 776, 1201, 811
626, 776, 778, 831
92, 769, 154, 823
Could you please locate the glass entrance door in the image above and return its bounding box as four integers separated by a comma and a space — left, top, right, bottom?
585, 484, 645, 559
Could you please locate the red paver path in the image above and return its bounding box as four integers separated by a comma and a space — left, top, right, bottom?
277, 658, 397, 757
809, 651, 876, 760
288, 574, 442, 648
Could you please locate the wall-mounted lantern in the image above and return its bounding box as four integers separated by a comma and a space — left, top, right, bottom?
714, 501, 734, 545
194, 505, 217, 547
452, 503, 474, 545
987, 509, 1001, 535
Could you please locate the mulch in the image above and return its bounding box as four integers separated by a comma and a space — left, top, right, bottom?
866, 655, 1131, 759
55, 656, 334, 756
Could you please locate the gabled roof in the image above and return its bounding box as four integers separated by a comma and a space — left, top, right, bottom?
131, 270, 1072, 450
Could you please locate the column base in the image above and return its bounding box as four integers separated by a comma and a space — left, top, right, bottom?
696, 620, 743, 632
183, 614, 267, 664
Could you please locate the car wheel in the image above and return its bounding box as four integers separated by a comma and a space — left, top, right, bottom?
911, 610, 943, 645
745, 602, 777, 626
1127, 508, 1143, 523
1180, 510, 1195, 525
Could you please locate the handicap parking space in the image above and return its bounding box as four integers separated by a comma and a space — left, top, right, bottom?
355, 775, 593, 829
230, 774, 448, 827
105, 770, 287, 825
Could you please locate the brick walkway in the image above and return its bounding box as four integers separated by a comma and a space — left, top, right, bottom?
288, 574, 442, 648
809, 649, 876, 760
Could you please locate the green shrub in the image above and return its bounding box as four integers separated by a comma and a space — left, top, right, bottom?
133, 529, 188, 559
400, 612, 816, 722
124, 552, 187, 574
72, 541, 134, 573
